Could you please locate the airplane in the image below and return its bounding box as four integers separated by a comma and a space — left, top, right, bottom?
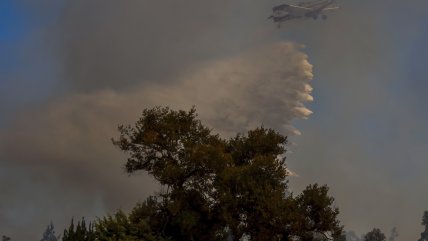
268, 0, 339, 27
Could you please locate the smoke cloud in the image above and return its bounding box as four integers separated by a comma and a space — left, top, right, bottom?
53, 0, 275, 91
4, 0, 428, 240
140, 42, 313, 135
0, 41, 313, 240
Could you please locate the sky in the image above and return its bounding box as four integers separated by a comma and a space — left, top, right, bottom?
1, 0, 428, 240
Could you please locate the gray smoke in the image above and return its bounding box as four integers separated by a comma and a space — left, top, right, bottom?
0, 0, 281, 239
0, 41, 313, 240
53, 0, 277, 91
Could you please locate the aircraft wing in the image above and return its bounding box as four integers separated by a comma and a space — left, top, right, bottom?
273, 4, 311, 11
287, 4, 312, 10
322, 6, 340, 10
285, 4, 312, 15
299, 0, 335, 8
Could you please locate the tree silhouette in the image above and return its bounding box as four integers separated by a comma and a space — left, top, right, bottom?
364, 228, 386, 241
63, 218, 96, 241
419, 211, 428, 241
106, 106, 343, 241
41, 222, 60, 241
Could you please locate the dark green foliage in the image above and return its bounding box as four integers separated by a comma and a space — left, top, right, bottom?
419, 211, 428, 241
109, 107, 343, 241
364, 228, 386, 241
95, 203, 185, 241
41, 223, 60, 241
113, 107, 219, 190
63, 218, 96, 241
293, 184, 342, 241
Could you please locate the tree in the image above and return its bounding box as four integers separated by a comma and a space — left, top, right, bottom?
41, 223, 60, 241
109, 106, 343, 241
63, 218, 96, 241
364, 228, 386, 241
333, 232, 347, 241
419, 211, 428, 241
95, 209, 169, 241
293, 184, 342, 241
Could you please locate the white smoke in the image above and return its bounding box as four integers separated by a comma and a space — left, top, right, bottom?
140, 41, 314, 136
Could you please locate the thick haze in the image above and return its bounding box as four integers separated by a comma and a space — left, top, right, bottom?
1, 0, 428, 240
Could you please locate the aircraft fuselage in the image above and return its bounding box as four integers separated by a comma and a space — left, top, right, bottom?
269, 0, 338, 25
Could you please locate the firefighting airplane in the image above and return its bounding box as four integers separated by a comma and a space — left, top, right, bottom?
268, 0, 339, 27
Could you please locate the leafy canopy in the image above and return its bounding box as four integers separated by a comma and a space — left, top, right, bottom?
63, 218, 96, 241
108, 107, 343, 241
364, 228, 386, 241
